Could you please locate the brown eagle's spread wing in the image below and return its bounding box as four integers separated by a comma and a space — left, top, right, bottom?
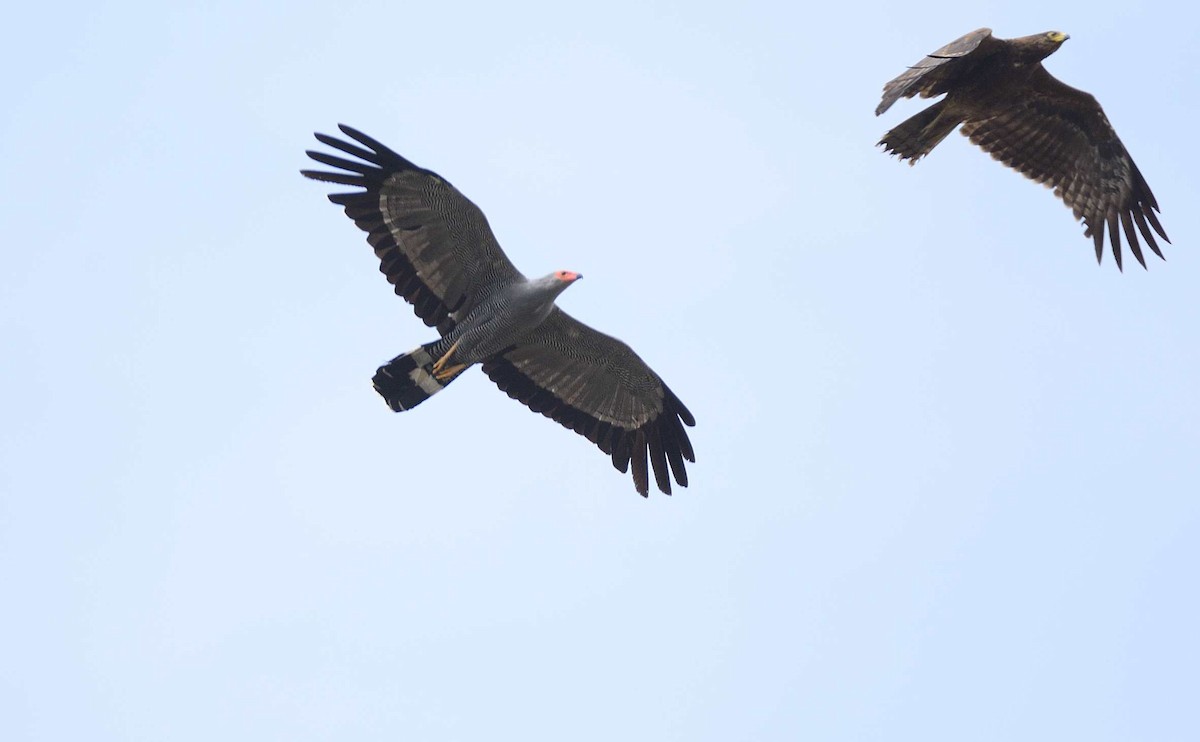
302, 125, 524, 335
482, 308, 695, 497
876, 28, 1000, 115
958, 69, 1169, 269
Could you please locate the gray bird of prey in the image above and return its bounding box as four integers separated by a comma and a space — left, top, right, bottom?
876, 28, 1169, 270
302, 125, 695, 496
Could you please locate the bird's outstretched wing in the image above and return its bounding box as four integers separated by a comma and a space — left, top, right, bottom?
302, 125, 524, 334
482, 309, 695, 497
959, 69, 1169, 269
876, 28, 1000, 115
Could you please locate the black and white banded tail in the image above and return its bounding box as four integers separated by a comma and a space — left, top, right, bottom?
372, 341, 461, 412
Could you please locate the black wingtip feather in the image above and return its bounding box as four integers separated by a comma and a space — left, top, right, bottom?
337, 124, 386, 151
1107, 211, 1124, 272
1089, 221, 1104, 265
665, 444, 688, 488
1131, 209, 1165, 260
666, 387, 696, 427
612, 433, 632, 474
1145, 208, 1169, 243
647, 426, 671, 495
630, 431, 649, 497
665, 412, 695, 462
310, 125, 428, 181
479, 356, 694, 497
1120, 211, 1147, 269
301, 170, 368, 188
327, 192, 373, 207
305, 150, 379, 175
314, 132, 377, 163
333, 125, 430, 175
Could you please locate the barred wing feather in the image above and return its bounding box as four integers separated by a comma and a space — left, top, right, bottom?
483, 309, 695, 496
959, 69, 1169, 269
876, 28, 998, 115
302, 125, 524, 335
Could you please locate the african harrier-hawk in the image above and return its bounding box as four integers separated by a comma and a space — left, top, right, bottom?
302, 126, 695, 496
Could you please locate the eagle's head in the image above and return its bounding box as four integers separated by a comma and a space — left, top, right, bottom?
1013, 30, 1070, 62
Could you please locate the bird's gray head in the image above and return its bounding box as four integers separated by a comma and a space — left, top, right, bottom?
535, 270, 583, 296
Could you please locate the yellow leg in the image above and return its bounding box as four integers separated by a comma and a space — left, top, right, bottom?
434, 363, 468, 381
431, 338, 463, 375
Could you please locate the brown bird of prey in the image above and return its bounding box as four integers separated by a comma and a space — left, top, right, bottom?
876, 28, 1169, 270
302, 125, 695, 496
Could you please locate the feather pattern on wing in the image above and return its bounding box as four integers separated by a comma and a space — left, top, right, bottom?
482, 309, 695, 496
876, 28, 999, 115
959, 69, 1169, 269
302, 125, 524, 335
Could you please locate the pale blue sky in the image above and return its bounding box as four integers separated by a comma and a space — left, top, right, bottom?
2, 1, 1197, 740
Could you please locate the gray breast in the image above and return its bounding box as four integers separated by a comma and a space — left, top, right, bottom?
445, 278, 563, 364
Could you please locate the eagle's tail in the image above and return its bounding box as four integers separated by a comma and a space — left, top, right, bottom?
879, 101, 961, 164
371, 341, 465, 412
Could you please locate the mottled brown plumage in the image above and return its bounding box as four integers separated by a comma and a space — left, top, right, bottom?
877, 28, 1169, 270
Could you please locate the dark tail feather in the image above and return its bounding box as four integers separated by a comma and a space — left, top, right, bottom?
371, 341, 463, 412
879, 101, 961, 164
